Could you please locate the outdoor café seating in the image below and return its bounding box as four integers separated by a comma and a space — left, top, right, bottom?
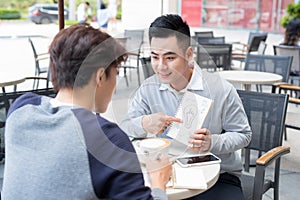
237, 89, 290, 200
195, 43, 232, 71
244, 54, 293, 91
231, 32, 268, 66
273, 44, 300, 85
0, 77, 56, 161
28, 38, 50, 89
272, 83, 300, 140
119, 29, 144, 86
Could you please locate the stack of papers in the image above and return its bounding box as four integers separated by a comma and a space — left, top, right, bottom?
171, 166, 207, 189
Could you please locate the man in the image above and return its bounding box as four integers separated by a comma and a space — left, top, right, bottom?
2, 25, 171, 199
77, 2, 92, 24
121, 14, 252, 199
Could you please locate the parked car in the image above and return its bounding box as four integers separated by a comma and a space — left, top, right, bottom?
28, 4, 69, 24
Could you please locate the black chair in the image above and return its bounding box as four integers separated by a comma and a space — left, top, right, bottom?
194, 31, 214, 38
244, 54, 293, 91
28, 38, 50, 89
197, 36, 225, 44
192, 31, 214, 46
272, 83, 300, 140
120, 29, 144, 86
195, 43, 232, 71
232, 32, 268, 63
0, 77, 56, 162
273, 45, 300, 85
140, 57, 154, 80
237, 89, 290, 200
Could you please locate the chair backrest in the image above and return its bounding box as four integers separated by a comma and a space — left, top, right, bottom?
273, 45, 300, 72
247, 32, 268, 53
257, 41, 267, 55
197, 36, 225, 44
28, 38, 40, 74
28, 37, 38, 59
194, 31, 214, 38
237, 90, 288, 170
196, 43, 232, 71
124, 29, 144, 54
244, 54, 293, 82
140, 57, 155, 80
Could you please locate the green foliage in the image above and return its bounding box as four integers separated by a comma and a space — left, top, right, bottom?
0, 8, 21, 19
281, 2, 300, 28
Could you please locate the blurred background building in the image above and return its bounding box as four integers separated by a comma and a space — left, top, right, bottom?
122, 0, 299, 33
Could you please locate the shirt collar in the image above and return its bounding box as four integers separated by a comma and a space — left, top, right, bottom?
159, 62, 204, 93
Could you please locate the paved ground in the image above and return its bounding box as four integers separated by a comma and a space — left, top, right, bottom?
0, 20, 299, 199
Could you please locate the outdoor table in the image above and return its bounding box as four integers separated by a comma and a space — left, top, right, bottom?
132, 140, 220, 199
217, 70, 283, 91
0, 72, 26, 93
167, 162, 220, 200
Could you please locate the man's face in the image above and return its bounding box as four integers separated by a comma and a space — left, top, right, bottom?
150, 36, 192, 90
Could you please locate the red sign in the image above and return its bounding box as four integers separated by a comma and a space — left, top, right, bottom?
181, 0, 202, 27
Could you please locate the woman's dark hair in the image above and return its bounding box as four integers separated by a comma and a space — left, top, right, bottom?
149, 14, 191, 50
283, 18, 300, 46
49, 24, 127, 91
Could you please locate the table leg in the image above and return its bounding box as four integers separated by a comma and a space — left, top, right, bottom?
244, 84, 251, 91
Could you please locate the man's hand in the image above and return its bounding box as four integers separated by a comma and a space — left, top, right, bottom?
142, 112, 182, 134
147, 159, 172, 191
188, 128, 212, 152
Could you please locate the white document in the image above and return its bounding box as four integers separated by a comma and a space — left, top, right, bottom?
172, 166, 207, 189
167, 91, 213, 146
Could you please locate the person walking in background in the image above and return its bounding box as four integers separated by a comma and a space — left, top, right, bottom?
77, 2, 92, 24
97, 0, 110, 32
107, 0, 120, 30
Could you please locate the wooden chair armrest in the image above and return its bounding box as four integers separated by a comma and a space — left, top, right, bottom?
38, 52, 49, 56
279, 84, 300, 91
256, 146, 290, 166
36, 54, 50, 61
232, 43, 248, 52
272, 82, 300, 90
289, 97, 300, 104
231, 54, 246, 59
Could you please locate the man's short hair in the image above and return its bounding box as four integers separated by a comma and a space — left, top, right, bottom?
149, 14, 191, 50
49, 24, 127, 91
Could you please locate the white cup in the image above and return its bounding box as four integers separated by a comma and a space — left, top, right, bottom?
137, 138, 171, 164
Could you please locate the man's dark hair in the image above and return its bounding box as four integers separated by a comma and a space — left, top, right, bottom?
49, 24, 126, 91
149, 14, 191, 50
85, 2, 90, 6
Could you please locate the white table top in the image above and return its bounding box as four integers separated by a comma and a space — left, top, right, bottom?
217, 70, 283, 85
133, 140, 220, 199
167, 163, 220, 200
0, 72, 26, 88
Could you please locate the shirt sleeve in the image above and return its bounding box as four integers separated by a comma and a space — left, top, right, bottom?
151, 188, 168, 200
210, 86, 252, 154
120, 87, 150, 138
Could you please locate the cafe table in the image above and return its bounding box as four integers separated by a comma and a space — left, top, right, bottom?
0, 72, 26, 93
167, 162, 220, 200
217, 70, 283, 91
132, 140, 220, 199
